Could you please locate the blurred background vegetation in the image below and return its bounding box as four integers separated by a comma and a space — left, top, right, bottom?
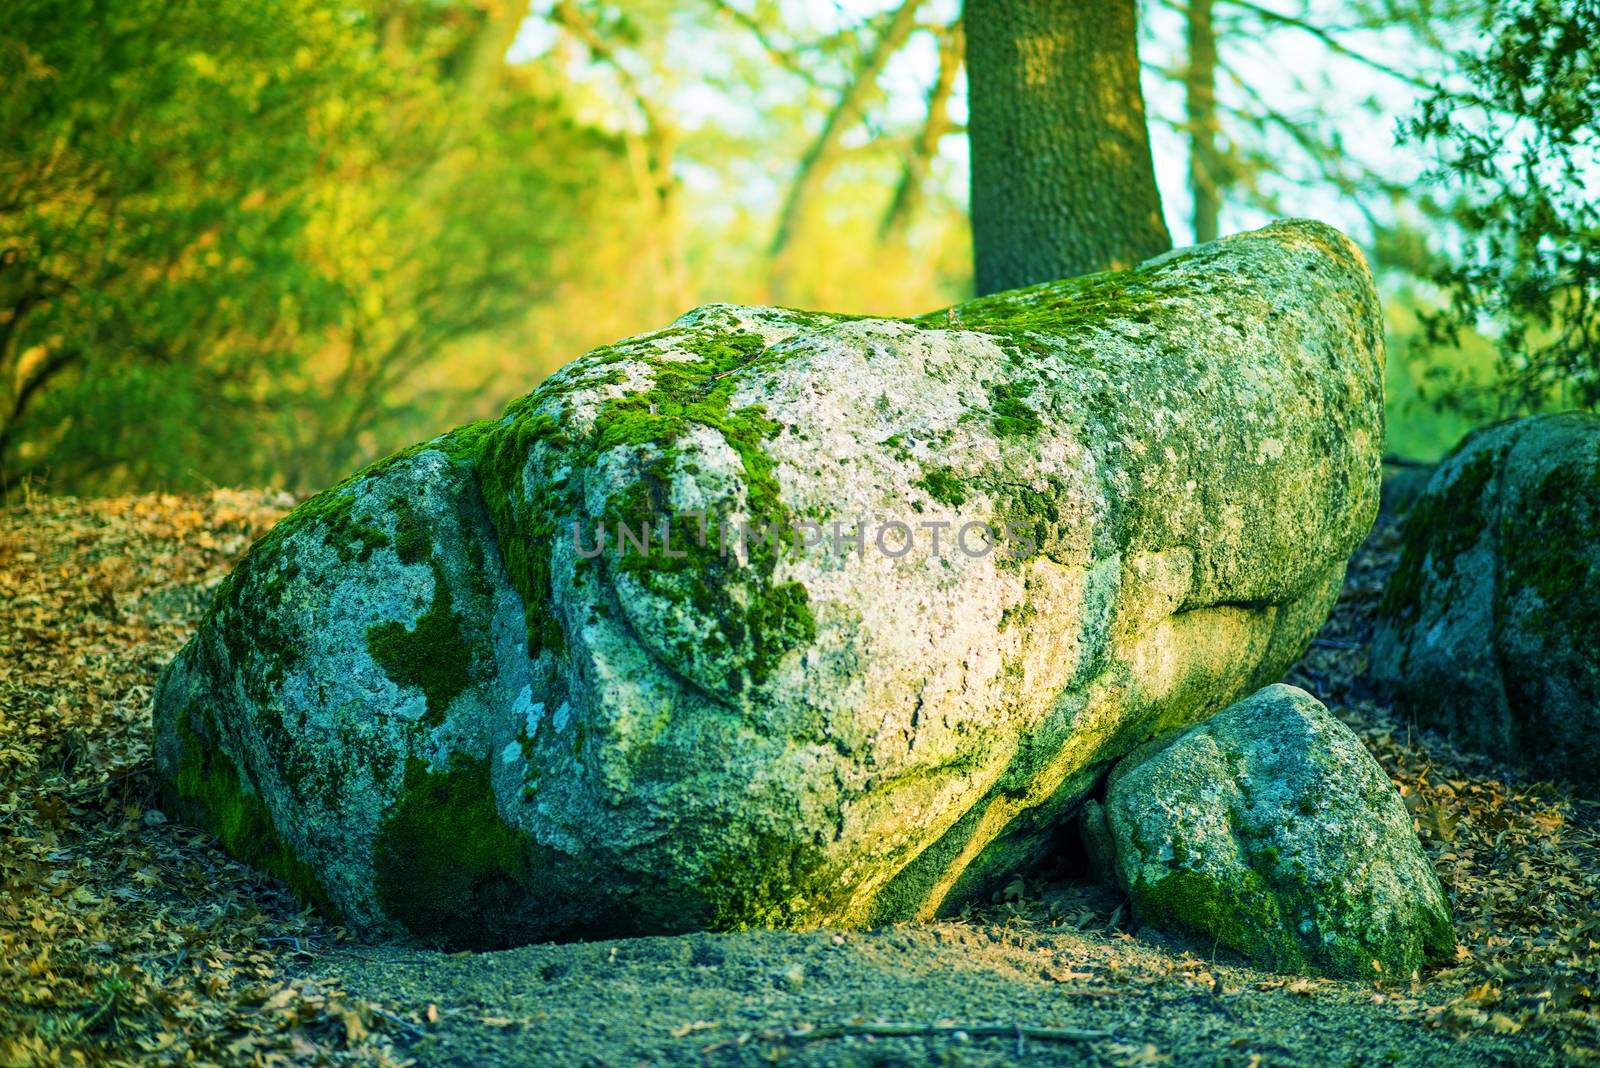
1, 0, 1593, 495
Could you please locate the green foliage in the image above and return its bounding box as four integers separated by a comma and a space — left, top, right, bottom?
1382, 296, 1492, 460
1403, 0, 1600, 415
0, 0, 628, 493
5, 0, 1529, 495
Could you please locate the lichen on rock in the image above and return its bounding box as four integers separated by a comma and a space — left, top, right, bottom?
1093, 684, 1455, 979
152, 220, 1387, 947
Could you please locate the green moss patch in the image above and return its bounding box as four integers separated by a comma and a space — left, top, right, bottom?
1504, 457, 1600, 634
986, 379, 1042, 439
1133, 853, 1449, 981
921, 259, 1179, 364
365, 559, 472, 728
372, 756, 537, 949
1378, 446, 1499, 626
914, 465, 967, 507
163, 705, 339, 920
476, 412, 567, 658
1134, 865, 1296, 968
700, 830, 837, 931
359, 491, 473, 727
477, 321, 816, 685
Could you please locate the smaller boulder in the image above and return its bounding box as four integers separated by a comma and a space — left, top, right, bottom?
1089, 684, 1453, 980
1371, 413, 1600, 793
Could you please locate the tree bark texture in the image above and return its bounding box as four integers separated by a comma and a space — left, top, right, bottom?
966, 0, 1171, 294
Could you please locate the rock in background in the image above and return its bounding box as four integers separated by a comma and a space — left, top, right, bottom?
1371, 413, 1600, 793
153, 220, 1385, 946
1089, 684, 1454, 979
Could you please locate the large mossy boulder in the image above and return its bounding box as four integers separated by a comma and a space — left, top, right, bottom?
1371, 413, 1600, 792
1087, 685, 1454, 980
153, 220, 1385, 947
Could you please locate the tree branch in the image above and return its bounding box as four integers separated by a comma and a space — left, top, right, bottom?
768, 0, 926, 301
878, 19, 962, 245
1219, 0, 1439, 91
703, 0, 825, 86
0, 347, 82, 466
550, 0, 678, 204
1221, 67, 1395, 233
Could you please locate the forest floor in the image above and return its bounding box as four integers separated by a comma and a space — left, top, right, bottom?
2, 487, 1597, 1066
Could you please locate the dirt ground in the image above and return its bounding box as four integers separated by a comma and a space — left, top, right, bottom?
318, 912, 1539, 1066
2, 486, 1596, 1066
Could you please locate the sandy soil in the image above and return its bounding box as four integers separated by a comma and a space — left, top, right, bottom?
317, 907, 1548, 1066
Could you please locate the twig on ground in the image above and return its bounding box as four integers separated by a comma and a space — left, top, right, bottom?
1311, 637, 1363, 649
777, 1021, 1113, 1043
371, 1008, 426, 1043
73, 991, 120, 1038
257, 935, 305, 950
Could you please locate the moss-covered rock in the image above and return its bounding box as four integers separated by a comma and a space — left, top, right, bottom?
1095, 685, 1454, 979
153, 220, 1385, 946
1371, 413, 1600, 793
152, 440, 538, 940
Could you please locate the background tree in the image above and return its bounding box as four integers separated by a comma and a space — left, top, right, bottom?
964, 0, 1172, 293
1185, 0, 1223, 243
1137, 0, 1490, 456
767, 0, 925, 302
879, 19, 964, 252
1403, 0, 1600, 414
0, 0, 370, 489
6, 0, 1565, 497
0, 0, 634, 493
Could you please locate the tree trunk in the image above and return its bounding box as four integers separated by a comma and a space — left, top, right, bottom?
1186, 0, 1221, 244
965, 0, 1170, 294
